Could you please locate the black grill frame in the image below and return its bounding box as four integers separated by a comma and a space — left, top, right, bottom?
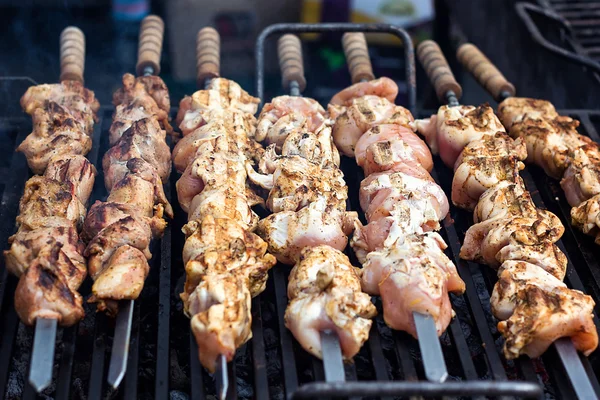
0, 23, 599, 399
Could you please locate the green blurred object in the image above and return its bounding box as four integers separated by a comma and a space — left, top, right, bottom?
319, 48, 346, 71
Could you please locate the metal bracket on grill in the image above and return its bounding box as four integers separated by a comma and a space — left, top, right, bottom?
515, 2, 600, 74
255, 23, 417, 115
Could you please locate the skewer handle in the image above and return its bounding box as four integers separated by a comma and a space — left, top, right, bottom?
136, 15, 164, 76
60, 27, 85, 83
457, 43, 515, 100
417, 40, 462, 102
196, 27, 220, 86
342, 32, 375, 83
277, 34, 306, 92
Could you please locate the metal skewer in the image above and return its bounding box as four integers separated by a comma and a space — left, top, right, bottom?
278, 33, 349, 382
107, 15, 165, 389
343, 32, 450, 383
195, 27, 230, 400
28, 25, 87, 393
29, 318, 58, 392
107, 299, 134, 388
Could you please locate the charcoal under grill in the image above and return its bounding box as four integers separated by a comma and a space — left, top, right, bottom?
1, 22, 600, 399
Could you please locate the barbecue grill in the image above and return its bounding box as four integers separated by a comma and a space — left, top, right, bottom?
1, 17, 600, 400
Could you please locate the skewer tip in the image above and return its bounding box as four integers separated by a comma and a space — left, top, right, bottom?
216, 353, 229, 400
107, 300, 134, 389
28, 318, 58, 393
413, 312, 448, 383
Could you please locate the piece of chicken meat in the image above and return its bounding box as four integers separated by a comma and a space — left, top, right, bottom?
509, 116, 591, 178
180, 215, 276, 310
354, 124, 433, 176
20, 80, 100, 134
330, 77, 398, 106
255, 96, 327, 149
14, 243, 85, 326
176, 78, 259, 135
414, 104, 505, 168
497, 97, 558, 129
460, 212, 564, 267
560, 145, 600, 207
361, 233, 465, 337
18, 103, 92, 174
492, 261, 597, 359
571, 193, 600, 245
285, 245, 376, 360
329, 95, 414, 157
110, 73, 172, 143
257, 197, 357, 264
103, 118, 171, 190
188, 273, 253, 373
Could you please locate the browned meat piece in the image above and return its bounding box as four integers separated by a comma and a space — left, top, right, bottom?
44, 154, 96, 205
17, 103, 92, 174
16, 175, 86, 231
180, 215, 276, 310
189, 273, 252, 373
5, 222, 85, 288
110, 73, 172, 144
103, 118, 171, 189
14, 244, 85, 326
492, 261, 597, 359
88, 244, 150, 316
20, 80, 100, 133
497, 97, 558, 129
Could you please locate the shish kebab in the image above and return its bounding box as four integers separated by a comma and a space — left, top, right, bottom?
173, 27, 275, 398
80, 15, 173, 388
5, 27, 99, 392
329, 33, 465, 382
457, 44, 600, 247
415, 41, 598, 397
246, 34, 376, 372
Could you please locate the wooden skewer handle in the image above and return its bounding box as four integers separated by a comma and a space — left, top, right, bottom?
457, 43, 515, 100
196, 27, 220, 85
342, 32, 375, 83
136, 15, 164, 76
417, 40, 462, 102
60, 27, 85, 83
277, 34, 306, 92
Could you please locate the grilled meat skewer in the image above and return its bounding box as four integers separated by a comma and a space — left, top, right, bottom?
416, 41, 598, 360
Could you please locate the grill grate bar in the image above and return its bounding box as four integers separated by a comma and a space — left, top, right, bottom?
0, 291, 19, 397
155, 200, 172, 400
189, 333, 206, 400
447, 318, 478, 380
251, 297, 269, 399
55, 325, 77, 400
393, 333, 418, 381
272, 267, 298, 397
87, 314, 108, 400
123, 302, 140, 398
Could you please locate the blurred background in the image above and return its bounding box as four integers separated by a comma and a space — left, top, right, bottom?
1, 0, 600, 115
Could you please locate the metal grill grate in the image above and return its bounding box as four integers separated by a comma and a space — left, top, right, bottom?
0, 41, 599, 400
